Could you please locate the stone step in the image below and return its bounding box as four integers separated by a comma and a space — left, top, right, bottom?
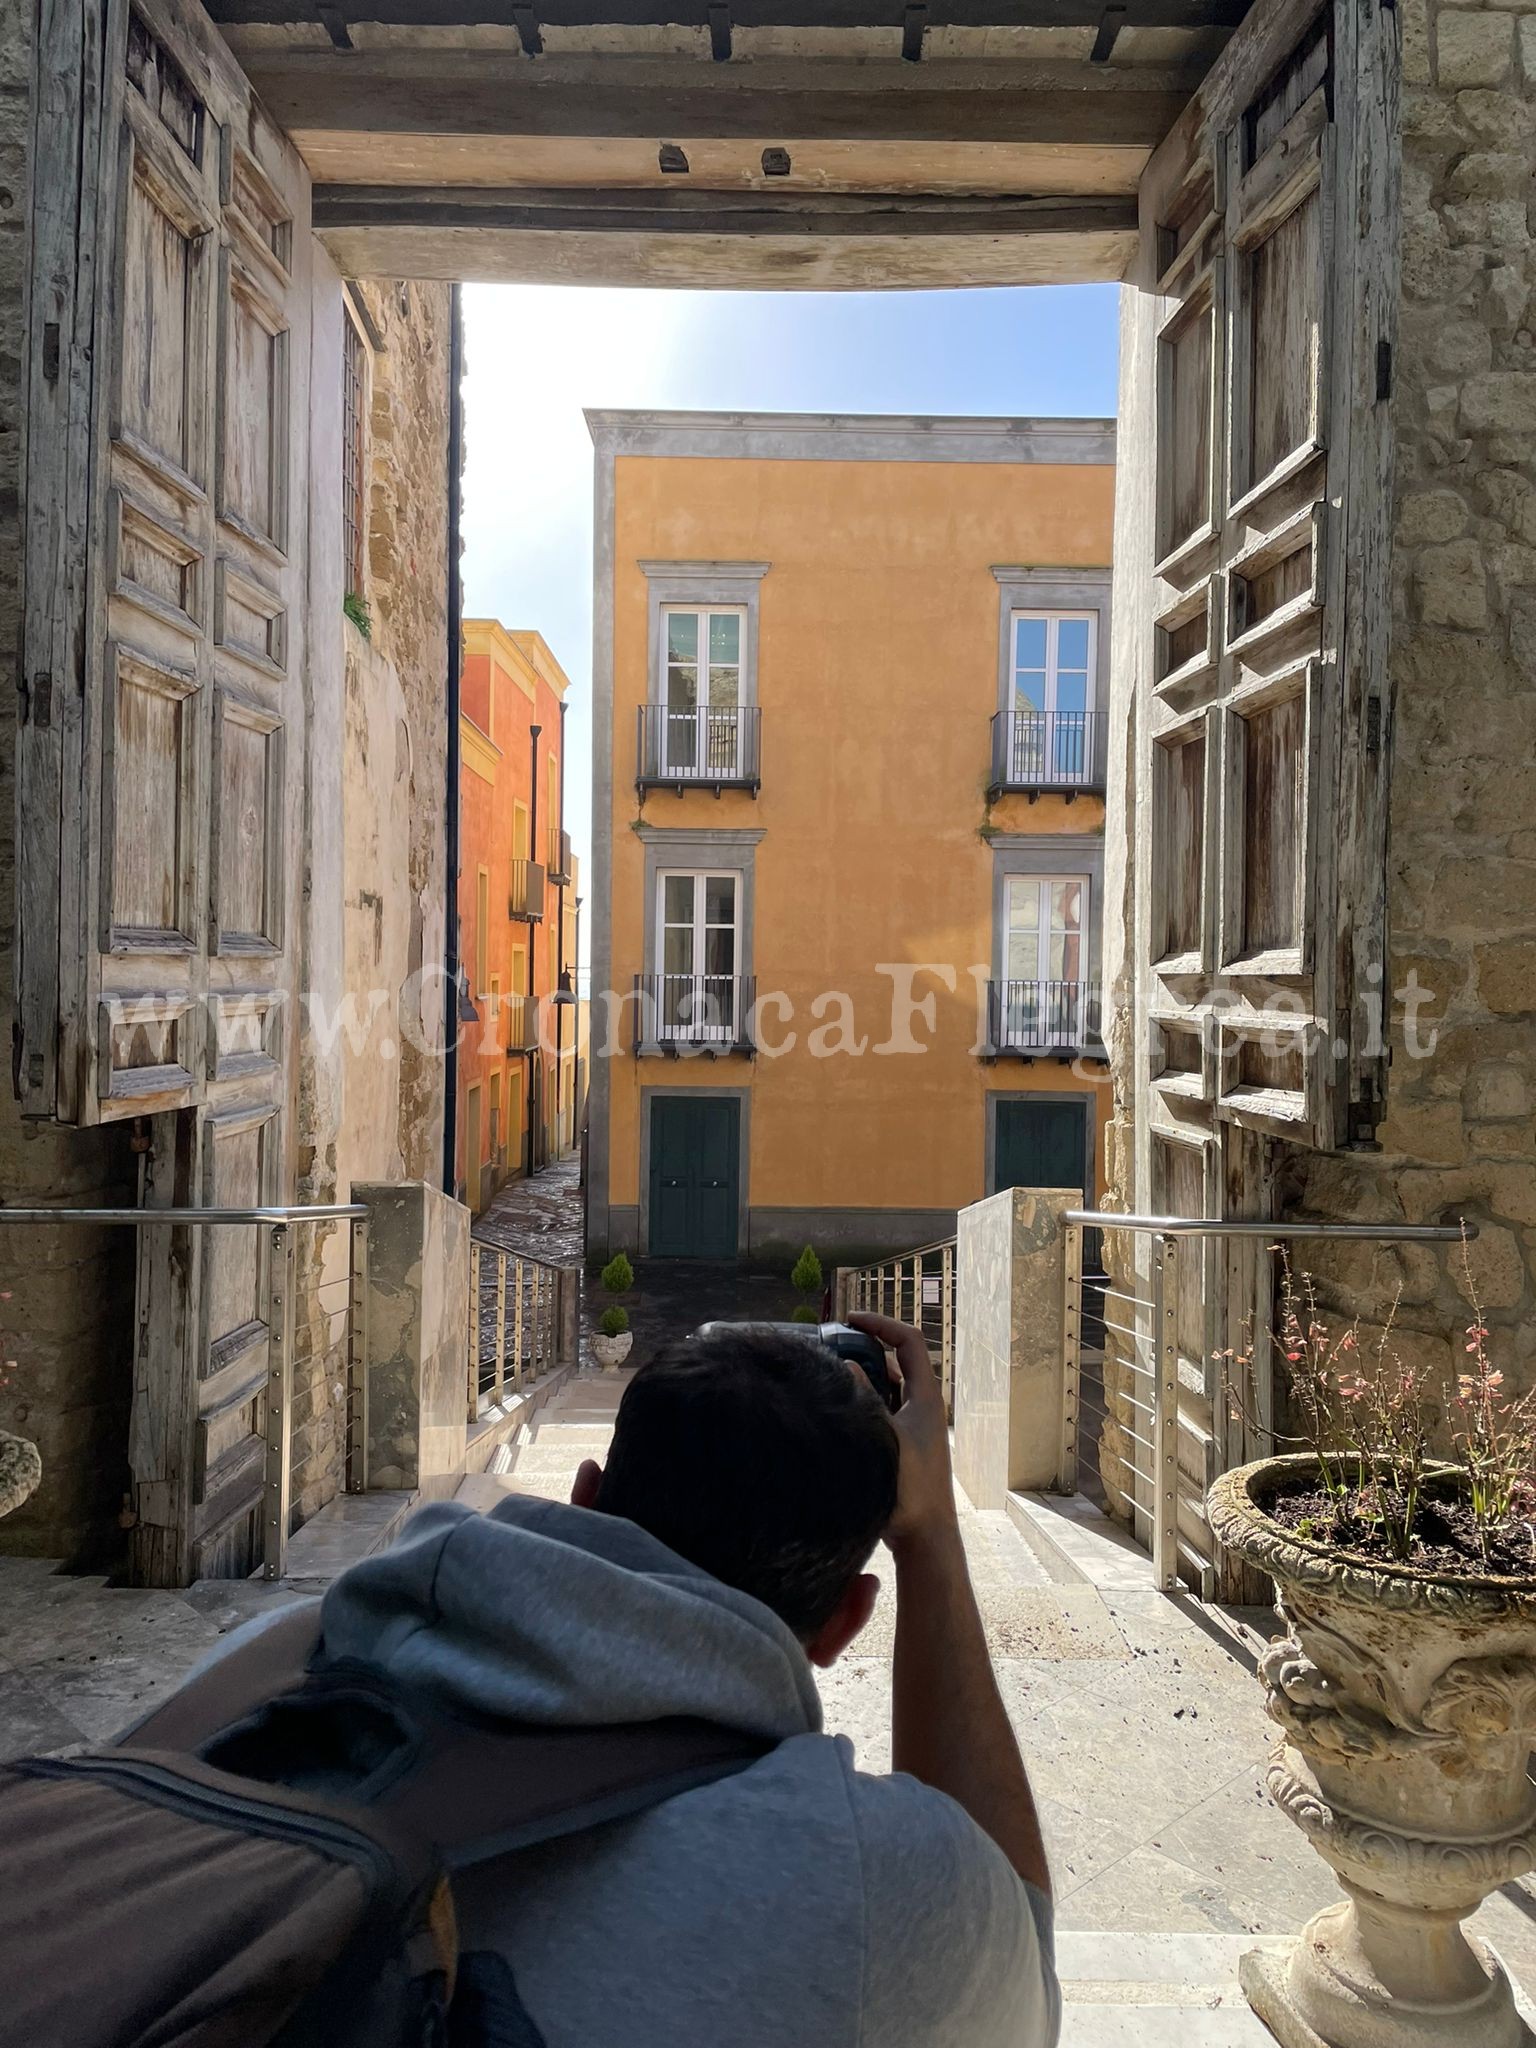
506, 1443, 601, 1475
1057, 1935, 1288, 2044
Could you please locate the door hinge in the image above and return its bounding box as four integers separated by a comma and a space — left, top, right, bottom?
42, 321, 60, 383
1366, 694, 1382, 758
1376, 338, 1393, 403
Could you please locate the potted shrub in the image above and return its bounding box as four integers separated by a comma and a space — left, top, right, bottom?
790, 1244, 823, 1325
1207, 1250, 1536, 2048
592, 1253, 634, 1370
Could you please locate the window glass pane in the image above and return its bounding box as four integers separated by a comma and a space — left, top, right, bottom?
709, 613, 740, 663
1006, 877, 1040, 932
667, 612, 699, 660
1054, 670, 1088, 717
1007, 930, 1040, 981
663, 926, 692, 977
704, 925, 736, 978
704, 875, 736, 925
1051, 879, 1084, 932
1051, 929, 1083, 979
1014, 617, 1048, 670
708, 665, 738, 710
663, 874, 693, 925
1057, 617, 1091, 671
1014, 673, 1047, 715
667, 663, 698, 713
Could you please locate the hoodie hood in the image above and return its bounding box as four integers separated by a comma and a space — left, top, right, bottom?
319, 1492, 823, 1744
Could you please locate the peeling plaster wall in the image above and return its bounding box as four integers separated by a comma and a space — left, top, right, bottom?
291, 263, 453, 1526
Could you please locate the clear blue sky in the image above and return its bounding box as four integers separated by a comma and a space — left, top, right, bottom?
460, 281, 1121, 918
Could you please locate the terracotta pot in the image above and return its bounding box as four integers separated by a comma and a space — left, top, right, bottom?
591, 1330, 633, 1372
1208, 1454, 1536, 2048
0, 1430, 41, 1519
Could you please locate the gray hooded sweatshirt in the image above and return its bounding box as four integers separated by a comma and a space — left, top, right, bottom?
306, 1492, 1059, 2047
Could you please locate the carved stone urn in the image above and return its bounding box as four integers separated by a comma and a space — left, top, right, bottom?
0, 1430, 41, 1519
1208, 1455, 1536, 2048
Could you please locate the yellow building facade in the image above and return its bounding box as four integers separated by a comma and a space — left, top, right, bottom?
588, 412, 1116, 1266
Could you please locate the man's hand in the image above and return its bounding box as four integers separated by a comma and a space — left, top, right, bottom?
848, 1313, 1051, 1900
846, 1313, 958, 1554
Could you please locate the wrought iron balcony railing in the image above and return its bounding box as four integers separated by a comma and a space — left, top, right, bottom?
988, 710, 1102, 795
637, 705, 762, 792
986, 978, 1104, 1057
548, 828, 572, 884
631, 973, 757, 1054
509, 858, 545, 922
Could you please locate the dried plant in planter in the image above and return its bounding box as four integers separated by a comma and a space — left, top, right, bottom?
1223, 1236, 1536, 1579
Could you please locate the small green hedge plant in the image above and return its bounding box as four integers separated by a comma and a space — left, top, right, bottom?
790, 1244, 823, 1302
598, 1305, 630, 1338
600, 1252, 634, 1296
790, 1303, 820, 1324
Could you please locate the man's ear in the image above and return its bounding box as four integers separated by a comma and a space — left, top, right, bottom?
804, 1572, 879, 1670
571, 1458, 604, 1510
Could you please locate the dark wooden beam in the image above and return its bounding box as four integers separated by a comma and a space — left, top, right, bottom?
1090, 5, 1127, 61
707, 0, 731, 58
234, 52, 1194, 147
312, 182, 1140, 238
209, 0, 1250, 28
902, 3, 928, 61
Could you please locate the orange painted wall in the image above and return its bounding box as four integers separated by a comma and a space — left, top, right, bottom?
603, 450, 1115, 1245
457, 621, 571, 1209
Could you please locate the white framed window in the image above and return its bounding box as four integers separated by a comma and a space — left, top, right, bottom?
341, 301, 370, 603
1008, 612, 1095, 783
654, 869, 741, 1040
1001, 874, 1089, 1047
659, 606, 746, 778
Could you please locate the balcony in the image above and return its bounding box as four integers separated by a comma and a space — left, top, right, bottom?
984, 979, 1105, 1061
988, 710, 1102, 798
506, 992, 540, 1052
637, 705, 761, 794
548, 828, 572, 884
509, 858, 545, 922
632, 973, 757, 1056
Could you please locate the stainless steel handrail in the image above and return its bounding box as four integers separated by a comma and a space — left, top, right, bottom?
0, 1200, 371, 1583
1064, 1212, 1473, 1241
0, 1204, 368, 1225
1061, 1210, 1475, 1596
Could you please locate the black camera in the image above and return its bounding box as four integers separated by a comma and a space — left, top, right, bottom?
692, 1320, 902, 1413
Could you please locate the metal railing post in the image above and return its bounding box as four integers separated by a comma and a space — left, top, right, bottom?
346, 1215, 370, 1495
493, 1252, 507, 1408
468, 1242, 482, 1422
1152, 1233, 1179, 1593
512, 1258, 525, 1391
940, 1242, 955, 1416
263, 1221, 296, 1581
1059, 1222, 1082, 1494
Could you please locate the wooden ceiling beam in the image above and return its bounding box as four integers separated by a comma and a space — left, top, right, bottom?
312, 183, 1140, 236
208, 0, 1248, 28
233, 52, 1196, 148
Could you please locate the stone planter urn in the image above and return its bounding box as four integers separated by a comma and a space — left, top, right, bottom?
1208, 1455, 1536, 2048
592, 1330, 632, 1372
0, 1430, 42, 1519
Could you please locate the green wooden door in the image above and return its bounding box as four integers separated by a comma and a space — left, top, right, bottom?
992, 1098, 1090, 1199
649, 1095, 740, 1258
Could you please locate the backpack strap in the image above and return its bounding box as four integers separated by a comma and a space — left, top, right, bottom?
122, 1602, 775, 1870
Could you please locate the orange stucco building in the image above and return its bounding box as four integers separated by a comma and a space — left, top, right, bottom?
457, 620, 578, 1211
587, 411, 1116, 1266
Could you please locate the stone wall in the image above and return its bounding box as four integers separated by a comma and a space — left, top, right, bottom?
288, 273, 454, 1527
1283, 0, 1536, 1410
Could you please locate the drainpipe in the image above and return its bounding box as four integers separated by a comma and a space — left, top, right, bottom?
527, 722, 541, 1174
442, 284, 465, 1197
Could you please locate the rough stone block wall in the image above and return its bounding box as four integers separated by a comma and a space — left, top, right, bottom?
288, 278, 453, 1529
1283, 0, 1536, 1410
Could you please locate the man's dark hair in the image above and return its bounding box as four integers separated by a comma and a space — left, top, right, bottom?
595, 1326, 900, 1639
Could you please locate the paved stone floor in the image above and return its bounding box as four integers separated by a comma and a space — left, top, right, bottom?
473, 1154, 586, 1268
6, 1367, 1536, 2042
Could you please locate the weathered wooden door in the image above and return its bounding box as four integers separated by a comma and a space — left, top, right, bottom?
19, 0, 310, 1581
1118, 0, 1396, 1590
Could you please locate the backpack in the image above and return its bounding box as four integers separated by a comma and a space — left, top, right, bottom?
0, 1602, 772, 2048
